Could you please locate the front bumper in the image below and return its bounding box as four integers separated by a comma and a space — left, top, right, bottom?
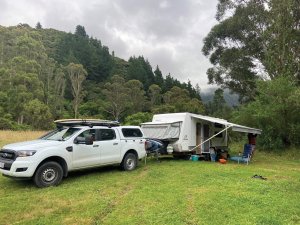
0, 160, 36, 178
0, 156, 36, 178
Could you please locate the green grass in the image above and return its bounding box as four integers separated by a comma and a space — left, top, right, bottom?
0, 132, 299, 224
0, 152, 299, 225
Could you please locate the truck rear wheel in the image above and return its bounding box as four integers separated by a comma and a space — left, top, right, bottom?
33, 161, 63, 188
121, 153, 137, 171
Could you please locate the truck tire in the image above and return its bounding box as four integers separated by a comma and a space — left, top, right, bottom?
33, 161, 63, 188
121, 153, 137, 171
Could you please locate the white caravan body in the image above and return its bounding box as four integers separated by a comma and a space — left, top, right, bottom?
141, 112, 261, 154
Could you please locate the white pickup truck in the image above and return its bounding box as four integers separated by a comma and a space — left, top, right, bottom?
0, 120, 146, 187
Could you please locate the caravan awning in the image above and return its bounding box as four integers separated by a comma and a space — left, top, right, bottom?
190, 114, 262, 135
228, 123, 262, 134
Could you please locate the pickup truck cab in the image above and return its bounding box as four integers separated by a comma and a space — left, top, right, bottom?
0, 119, 146, 187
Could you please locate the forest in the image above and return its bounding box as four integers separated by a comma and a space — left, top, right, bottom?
0, 0, 299, 150
0, 24, 204, 128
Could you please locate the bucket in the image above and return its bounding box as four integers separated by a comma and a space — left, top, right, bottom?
210, 153, 216, 162
219, 159, 227, 164
191, 155, 199, 161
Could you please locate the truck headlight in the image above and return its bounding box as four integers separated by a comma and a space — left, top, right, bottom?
17, 150, 37, 157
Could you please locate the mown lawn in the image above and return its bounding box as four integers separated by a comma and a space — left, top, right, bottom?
0, 131, 299, 225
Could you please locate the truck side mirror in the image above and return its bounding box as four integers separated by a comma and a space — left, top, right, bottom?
74, 137, 84, 144
74, 138, 79, 144
85, 135, 93, 145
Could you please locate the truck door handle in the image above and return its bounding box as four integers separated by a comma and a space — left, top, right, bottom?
93, 145, 99, 147
113, 143, 118, 145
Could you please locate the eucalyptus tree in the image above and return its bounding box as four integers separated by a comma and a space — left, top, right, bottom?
148, 84, 162, 106
153, 86, 205, 114
66, 63, 87, 118
102, 75, 130, 121
202, 0, 300, 101
125, 79, 146, 113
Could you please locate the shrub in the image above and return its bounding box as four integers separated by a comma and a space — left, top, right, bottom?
232, 76, 300, 150
0, 118, 14, 130
124, 112, 153, 126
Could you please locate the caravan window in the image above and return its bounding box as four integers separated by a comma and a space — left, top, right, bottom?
214, 123, 223, 128
214, 131, 223, 138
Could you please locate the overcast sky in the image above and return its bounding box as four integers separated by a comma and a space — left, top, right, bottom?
0, 0, 218, 91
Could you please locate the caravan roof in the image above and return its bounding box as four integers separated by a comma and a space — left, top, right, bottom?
141, 112, 261, 135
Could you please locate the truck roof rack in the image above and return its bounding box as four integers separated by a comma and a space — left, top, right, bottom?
54, 119, 120, 128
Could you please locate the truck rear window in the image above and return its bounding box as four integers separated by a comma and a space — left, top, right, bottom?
121, 128, 143, 138
98, 129, 116, 141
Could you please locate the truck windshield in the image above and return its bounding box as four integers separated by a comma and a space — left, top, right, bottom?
40, 127, 81, 141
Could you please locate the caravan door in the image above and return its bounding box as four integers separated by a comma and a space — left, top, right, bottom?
196, 123, 210, 153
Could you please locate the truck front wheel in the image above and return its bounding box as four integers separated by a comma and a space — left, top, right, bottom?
33, 161, 63, 188
121, 153, 137, 171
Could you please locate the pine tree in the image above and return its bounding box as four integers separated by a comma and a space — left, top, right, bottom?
154, 65, 164, 86
35, 22, 42, 29
75, 25, 87, 38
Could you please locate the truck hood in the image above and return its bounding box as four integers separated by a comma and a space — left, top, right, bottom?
2, 139, 64, 151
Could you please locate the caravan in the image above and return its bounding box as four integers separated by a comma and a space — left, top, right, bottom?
141, 112, 261, 158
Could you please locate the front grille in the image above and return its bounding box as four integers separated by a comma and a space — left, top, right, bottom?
2, 164, 11, 170
0, 149, 16, 160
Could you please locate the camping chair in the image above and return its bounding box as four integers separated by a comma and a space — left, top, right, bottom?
145, 139, 163, 162
230, 144, 252, 165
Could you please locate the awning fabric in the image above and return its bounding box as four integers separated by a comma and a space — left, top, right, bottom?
228, 123, 262, 134
190, 115, 262, 135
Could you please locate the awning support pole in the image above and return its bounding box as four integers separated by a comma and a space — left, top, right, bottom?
190, 125, 233, 153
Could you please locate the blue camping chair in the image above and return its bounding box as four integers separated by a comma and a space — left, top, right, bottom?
230, 144, 252, 165
146, 139, 164, 162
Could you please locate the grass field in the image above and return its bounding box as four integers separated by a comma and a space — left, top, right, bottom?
0, 131, 299, 225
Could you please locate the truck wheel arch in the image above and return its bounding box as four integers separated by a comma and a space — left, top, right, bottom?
36, 156, 68, 177
123, 149, 138, 159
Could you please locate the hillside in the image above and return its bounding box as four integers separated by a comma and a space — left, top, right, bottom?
0, 24, 208, 129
